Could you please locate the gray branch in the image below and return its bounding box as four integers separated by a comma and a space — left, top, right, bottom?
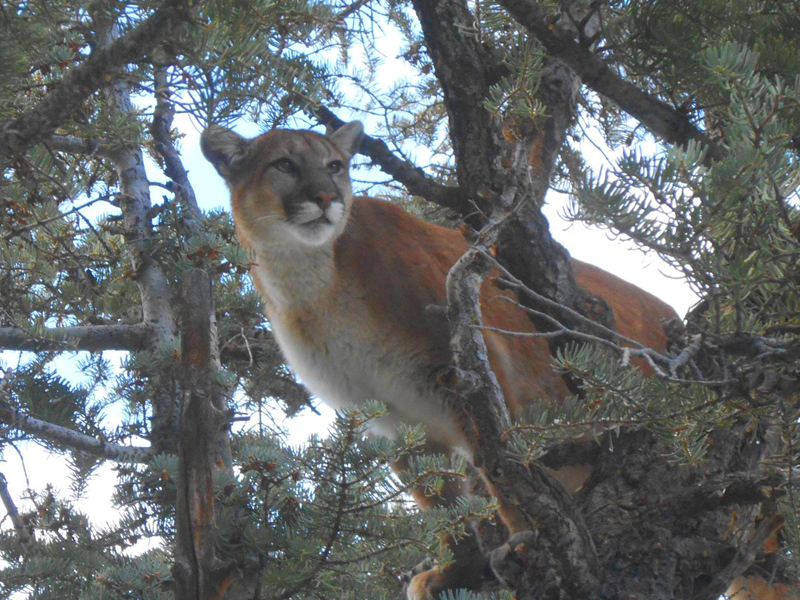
497, 0, 725, 161
0, 401, 152, 463
0, 472, 35, 551
93, 11, 178, 453
45, 134, 119, 160
0, 324, 152, 352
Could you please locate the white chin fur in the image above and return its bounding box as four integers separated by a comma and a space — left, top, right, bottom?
287, 202, 346, 246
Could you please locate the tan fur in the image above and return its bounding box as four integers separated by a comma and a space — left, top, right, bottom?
728, 577, 800, 600
203, 123, 786, 600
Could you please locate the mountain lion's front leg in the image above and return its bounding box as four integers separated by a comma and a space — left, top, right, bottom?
394, 442, 490, 600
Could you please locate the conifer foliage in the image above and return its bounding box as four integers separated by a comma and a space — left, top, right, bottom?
0, 1, 799, 599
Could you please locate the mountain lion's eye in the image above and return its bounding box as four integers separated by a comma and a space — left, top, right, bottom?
327, 160, 343, 174
273, 158, 297, 174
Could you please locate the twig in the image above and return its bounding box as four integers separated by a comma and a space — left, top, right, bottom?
3, 196, 113, 242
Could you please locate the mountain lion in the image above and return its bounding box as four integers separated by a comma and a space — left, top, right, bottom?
201, 121, 684, 598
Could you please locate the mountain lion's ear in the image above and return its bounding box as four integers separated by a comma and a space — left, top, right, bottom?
201, 125, 251, 180
328, 121, 364, 159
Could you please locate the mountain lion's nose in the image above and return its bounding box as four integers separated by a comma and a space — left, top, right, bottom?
315, 192, 336, 210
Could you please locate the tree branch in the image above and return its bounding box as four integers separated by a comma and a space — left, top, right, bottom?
409, 0, 505, 193
173, 269, 236, 600
0, 400, 152, 463
0, 0, 204, 162
92, 10, 178, 452
0, 324, 153, 352
496, 0, 724, 160
312, 105, 467, 211
44, 134, 119, 160
445, 206, 600, 598
151, 63, 206, 234
0, 472, 35, 551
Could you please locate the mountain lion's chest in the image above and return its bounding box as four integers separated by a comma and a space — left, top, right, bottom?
266, 297, 470, 452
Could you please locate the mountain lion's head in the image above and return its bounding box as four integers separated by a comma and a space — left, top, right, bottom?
201, 121, 364, 249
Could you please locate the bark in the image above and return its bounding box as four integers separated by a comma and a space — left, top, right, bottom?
0, 0, 204, 163
0, 324, 153, 352
568, 426, 787, 600
172, 269, 237, 600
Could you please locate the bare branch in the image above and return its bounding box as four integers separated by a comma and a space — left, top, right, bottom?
0, 324, 152, 352
0, 0, 205, 162
0, 472, 35, 551
0, 400, 152, 463
151, 63, 205, 234
445, 204, 600, 597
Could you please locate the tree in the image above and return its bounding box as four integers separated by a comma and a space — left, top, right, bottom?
0, 0, 798, 599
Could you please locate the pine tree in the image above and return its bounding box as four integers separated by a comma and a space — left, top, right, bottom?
0, 1, 798, 599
